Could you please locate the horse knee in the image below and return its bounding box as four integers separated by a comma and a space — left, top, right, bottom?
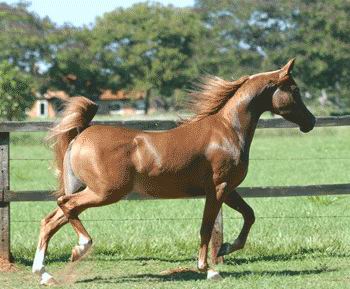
57, 195, 70, 206
57, 196, 78, 218
40, 218, 48, 228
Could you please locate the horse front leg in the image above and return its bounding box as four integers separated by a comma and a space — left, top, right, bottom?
198, 183, 227, 279
32, 208, 68, 285
217, 190, 255, 257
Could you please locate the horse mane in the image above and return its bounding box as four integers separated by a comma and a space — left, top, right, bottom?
184, 75, 249, 123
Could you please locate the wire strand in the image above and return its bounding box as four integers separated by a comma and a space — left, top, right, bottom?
9, 157, 350, 161
11, 215, 350, 223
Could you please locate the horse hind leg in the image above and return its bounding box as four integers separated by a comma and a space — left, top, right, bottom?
67, 216, 92, 262
57, 186, 125, 262
32, 208, 68, 285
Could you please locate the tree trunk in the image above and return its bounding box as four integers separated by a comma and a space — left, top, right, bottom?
144, 89, 150, 115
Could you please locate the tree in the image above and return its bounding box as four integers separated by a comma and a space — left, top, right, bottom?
44, 26, 107, 99
0, 2, 53, 76
261, 0, 350, 111
195, 0, 350, 113
0, 1, 54, 108
93, 3, 203, 113
0, 61, 34, 120
194, 0, 264, 78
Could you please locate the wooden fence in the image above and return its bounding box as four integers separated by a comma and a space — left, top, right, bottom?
1, 116, 350, 264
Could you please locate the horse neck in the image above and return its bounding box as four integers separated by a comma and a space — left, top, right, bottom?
220, 87, 266, 155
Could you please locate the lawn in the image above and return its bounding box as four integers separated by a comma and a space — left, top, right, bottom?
1, 125, 350, 288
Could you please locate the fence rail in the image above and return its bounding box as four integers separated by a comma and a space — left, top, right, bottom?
5, 183, 350, 202
0, 115, 350, 264
0, 115, 350, 132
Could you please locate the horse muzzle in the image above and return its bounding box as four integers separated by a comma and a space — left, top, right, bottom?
299, 115, 316, 133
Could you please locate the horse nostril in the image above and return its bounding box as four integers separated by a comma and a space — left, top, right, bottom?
308, 116, 316, 130
300, 125, 312, 133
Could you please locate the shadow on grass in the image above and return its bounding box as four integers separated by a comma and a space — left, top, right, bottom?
13, 247, 350, 268
225, 248, 317, 265
92, 247, 350, 267
94, 255, 196, 263
14, 253, 71, 267
13, 252, 195, 267
77, 267, 336, 284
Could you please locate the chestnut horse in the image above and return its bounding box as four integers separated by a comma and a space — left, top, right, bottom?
32, 59, 315, 284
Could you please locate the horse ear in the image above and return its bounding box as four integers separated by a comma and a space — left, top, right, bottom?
279, 58, 295, 78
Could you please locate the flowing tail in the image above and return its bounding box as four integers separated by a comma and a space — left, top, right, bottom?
48, 97, 98, 198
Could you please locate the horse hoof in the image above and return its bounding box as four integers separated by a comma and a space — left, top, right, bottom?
197, 262, 208, 272
207, 269, 222, 280
71, 243, 91, 262
217, 242, 231, 257
40, 272, 57, 286
71, 247, 78, 262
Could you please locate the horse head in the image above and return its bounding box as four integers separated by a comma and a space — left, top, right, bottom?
270, 58, 316, 132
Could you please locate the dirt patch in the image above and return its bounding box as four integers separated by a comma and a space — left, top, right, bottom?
55, 246, 94, 285
160, 267, 198, 275
0, 257, 18, 272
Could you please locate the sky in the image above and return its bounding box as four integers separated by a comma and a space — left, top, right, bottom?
5, 0, 195, 27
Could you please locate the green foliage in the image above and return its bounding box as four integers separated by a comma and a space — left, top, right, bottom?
0, 61, 34, 120
256, 1, 350, 111
1, 1, 350, 117
45, 27, 107, 99
194, 0, 264, 77
307, 196, 342, 206
195, 0, 350, 113
0, 2, 53, 77
93, 3, 202, 110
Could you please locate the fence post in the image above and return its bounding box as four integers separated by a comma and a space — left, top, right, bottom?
0, 132, 10, 261
210, 208, 224, 264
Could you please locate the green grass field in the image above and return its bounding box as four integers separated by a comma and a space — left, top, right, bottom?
1, 126, 350, 288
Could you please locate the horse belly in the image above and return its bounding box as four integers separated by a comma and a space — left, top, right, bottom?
132, 173, 205, 199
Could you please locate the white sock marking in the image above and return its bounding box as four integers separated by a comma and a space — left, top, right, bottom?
207, 269, 222, 280
75, 233, 91, 256
32, 247, 45, 274
198, 260, 205, 269
40, 272, 54, 285
79, 233, 90, 245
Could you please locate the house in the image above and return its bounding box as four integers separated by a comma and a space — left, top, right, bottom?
27, 90, 146, 119
27, 90, 69, 118
96, 89, 145, 115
